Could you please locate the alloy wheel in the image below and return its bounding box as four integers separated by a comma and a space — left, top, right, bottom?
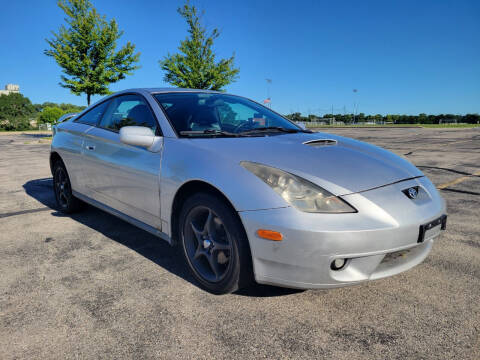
183, 206, 233, 283
54, 167, 71, 209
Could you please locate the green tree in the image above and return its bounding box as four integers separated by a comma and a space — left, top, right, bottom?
39, 102, 85, 113
0, 93, 35, 119
465, 113, 480, 124
418, 113, 427, 124
373, 114, 383, 123
45, 0, 140, 105
0, 93, 35, 131
285, 112, 304, 122
38, 106, 65, 124
59, 103, 86, 113
159, 1, 239, 90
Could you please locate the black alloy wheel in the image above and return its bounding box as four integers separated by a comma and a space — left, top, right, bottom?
53, 161, 84, 213
179, 192, 252, 294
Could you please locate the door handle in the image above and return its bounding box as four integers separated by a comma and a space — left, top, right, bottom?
86, 145, 95, 150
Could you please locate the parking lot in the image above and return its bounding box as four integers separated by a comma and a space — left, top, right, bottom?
0, 128, 479, 359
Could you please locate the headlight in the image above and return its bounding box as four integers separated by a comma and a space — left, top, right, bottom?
241, 161, 356, 213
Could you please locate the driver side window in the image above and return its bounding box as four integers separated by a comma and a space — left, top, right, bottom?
99, 94, 158, 133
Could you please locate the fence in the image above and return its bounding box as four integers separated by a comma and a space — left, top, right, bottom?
38, 123, 52, 131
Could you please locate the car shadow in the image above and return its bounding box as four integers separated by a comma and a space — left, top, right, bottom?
23, 178, 302, 297
21, 133, 52, 138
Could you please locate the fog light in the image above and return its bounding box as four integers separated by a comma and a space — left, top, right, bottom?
331, 258, 347, 270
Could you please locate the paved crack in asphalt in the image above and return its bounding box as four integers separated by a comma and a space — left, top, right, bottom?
0, 207, 51, 219
440, 188, 480, 196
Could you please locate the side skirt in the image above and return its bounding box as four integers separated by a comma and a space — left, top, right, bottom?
72, 190, 172, 245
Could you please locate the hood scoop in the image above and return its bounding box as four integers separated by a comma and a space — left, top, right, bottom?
303, 139, 337, 147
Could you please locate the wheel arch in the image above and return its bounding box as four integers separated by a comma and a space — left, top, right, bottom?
49, 151, 63, 175
172, 180, 255, 292
170, 180, 248, 249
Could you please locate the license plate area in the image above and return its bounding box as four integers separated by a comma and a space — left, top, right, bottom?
418, 215, 447, 243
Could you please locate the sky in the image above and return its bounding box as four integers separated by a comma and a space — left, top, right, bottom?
0, 0, 479, 115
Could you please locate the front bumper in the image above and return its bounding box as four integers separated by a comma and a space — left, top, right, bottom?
238, 177, 446, 289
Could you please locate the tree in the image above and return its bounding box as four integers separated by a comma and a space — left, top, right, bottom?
285, 113, 304, 122
465, 113, 480, 124
39, 102, 84, 111
0, 93, 35, 130
39, 107, 65, 124
418, 113, 427, 123
0, 93, 35, 119
45, 0, 140, 105
159, 1, 239, 90
39, 102, 85, 113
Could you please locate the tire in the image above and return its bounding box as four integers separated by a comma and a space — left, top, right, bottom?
52, 160, 84, 213
179, 192, 253, 294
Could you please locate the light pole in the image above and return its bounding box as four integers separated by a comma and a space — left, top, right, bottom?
352, 89, 358, 124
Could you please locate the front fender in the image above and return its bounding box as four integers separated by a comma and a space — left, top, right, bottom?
160, 138, 288, 233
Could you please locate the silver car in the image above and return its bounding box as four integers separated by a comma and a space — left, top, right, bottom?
50, 88, 447, 294
56, 112, 78, 123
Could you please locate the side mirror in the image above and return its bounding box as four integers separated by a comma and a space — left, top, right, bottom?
119, 126, 155, 148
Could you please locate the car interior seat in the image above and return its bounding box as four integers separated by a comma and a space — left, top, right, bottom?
189, 107, 221, 131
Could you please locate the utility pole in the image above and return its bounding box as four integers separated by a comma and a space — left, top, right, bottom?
353, 89, 358, 124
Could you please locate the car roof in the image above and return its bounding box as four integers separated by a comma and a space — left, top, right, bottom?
57, 112, 77, 122
81, 88, 227, 115
117, 88, 222, 95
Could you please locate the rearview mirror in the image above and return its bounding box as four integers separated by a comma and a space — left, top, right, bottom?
119, 126, 155, 148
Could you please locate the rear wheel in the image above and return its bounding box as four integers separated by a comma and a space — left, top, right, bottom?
53, 160, 84, 213
179, 192, 252, 294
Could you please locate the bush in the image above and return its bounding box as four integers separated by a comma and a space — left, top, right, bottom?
0, 117, 31, 131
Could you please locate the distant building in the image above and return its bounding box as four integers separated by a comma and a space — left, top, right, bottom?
0, 84, 20, 96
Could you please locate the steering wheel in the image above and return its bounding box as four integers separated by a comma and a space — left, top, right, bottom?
233, 122, 253, 133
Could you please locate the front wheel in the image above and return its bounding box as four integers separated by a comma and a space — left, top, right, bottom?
179, 192, 253, 294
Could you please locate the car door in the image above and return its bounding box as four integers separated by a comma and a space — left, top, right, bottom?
82, 94, 163, 229
59, 101, 110, 194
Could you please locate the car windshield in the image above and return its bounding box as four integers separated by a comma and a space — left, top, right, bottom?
153, 92, 302, 137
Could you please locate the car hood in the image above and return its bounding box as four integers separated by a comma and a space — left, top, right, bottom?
186, 132, 424, 195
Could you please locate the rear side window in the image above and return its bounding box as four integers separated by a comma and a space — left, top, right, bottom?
74, 101, 110, 126
99, 94, 158, 133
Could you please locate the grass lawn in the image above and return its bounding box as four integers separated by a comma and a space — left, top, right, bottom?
0, 130, 53, 135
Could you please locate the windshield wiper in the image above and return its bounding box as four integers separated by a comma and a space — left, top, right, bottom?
179, 129, 239, 137
239, 126, 311, 135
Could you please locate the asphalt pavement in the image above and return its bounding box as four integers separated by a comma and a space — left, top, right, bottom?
0, 128, 479, 359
